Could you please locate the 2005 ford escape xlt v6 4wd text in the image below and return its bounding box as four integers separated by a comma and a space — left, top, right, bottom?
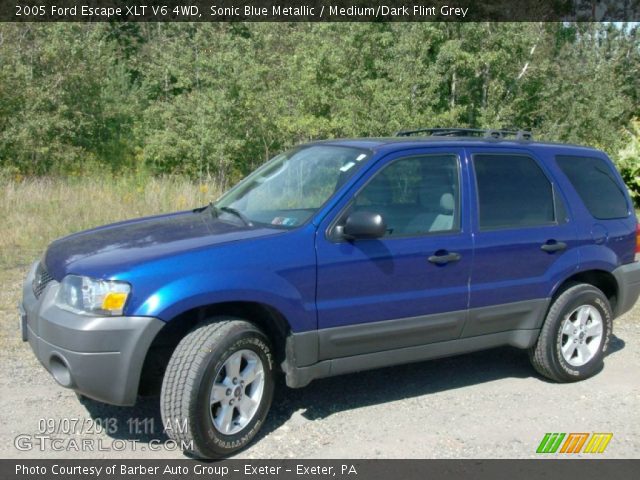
20, 128, 640, 457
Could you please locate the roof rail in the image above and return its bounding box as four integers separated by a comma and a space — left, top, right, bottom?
395, 127, 534, 141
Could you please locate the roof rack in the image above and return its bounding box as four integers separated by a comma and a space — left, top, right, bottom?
395, 127, 534, 141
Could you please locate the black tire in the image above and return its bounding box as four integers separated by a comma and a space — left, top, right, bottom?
529, 283, 613, 382
160, 318, 275, 458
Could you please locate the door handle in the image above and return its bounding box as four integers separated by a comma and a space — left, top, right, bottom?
540, 240, 567, 253
428, 251, 461, 265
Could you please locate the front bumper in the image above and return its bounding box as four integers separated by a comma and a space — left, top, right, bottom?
613, 262, 640, 318
20, 262, 164, 406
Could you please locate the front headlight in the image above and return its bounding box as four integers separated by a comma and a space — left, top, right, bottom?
54, 275, 131, 316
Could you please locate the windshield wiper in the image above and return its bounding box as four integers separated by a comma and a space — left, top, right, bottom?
192, 202, 211, 213
216, 205, 253, 227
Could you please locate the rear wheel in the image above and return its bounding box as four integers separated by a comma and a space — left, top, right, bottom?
160, 318, 274, 458
529, 284, 613, 382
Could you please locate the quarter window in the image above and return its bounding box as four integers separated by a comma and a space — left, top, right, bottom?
350, 155, 460, 237
556, 155, 629, 220
474, 154, 555, 229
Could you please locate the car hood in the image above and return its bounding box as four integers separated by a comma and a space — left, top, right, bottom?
44, 208, 281, 279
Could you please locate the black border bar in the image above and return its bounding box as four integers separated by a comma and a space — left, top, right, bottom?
3, 459, 640, 480
2, 0, 640, 22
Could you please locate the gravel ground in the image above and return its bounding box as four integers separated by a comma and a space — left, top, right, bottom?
1, 266, 638, 459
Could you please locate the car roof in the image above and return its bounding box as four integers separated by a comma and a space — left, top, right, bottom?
308, 137, 604, 155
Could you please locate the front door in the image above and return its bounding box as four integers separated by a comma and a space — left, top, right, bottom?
315, 149, 473, 360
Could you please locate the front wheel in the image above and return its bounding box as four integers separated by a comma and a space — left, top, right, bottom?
529, 284, 613, 382
160, 318, 275, 458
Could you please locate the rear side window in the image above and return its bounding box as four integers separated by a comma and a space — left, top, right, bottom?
556, 155, 629, 219
474, 154, 555, 229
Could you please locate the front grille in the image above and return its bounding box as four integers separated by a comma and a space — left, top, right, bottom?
33, 262, 54, 299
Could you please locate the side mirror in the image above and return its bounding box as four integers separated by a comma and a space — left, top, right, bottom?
342, 211, 387, 240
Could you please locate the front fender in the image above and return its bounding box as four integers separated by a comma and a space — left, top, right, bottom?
132, 270, 316, 332
113, 225, 317, 332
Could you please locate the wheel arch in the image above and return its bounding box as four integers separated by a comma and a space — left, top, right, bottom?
137, 300, 292, 396
551, 269, 618, 312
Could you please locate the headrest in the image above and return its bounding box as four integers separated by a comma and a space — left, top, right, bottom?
440, 193, 455, 213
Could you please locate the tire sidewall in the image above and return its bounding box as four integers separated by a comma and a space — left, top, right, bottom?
552, 287, 612, 380
191, 327, 274, 458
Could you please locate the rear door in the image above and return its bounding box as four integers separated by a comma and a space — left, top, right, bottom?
314, 148, 473, 360
464, 147, 578, 337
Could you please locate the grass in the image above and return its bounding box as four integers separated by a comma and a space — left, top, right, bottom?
0, 174, 223, 353
0, 175, 223, 271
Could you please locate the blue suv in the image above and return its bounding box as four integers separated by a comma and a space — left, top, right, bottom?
20, 128, 640, 457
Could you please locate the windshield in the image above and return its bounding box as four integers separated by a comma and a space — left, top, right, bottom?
215, 145, 370, 229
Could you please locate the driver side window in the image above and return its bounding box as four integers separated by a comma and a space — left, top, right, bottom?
352, 154, 460, 237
